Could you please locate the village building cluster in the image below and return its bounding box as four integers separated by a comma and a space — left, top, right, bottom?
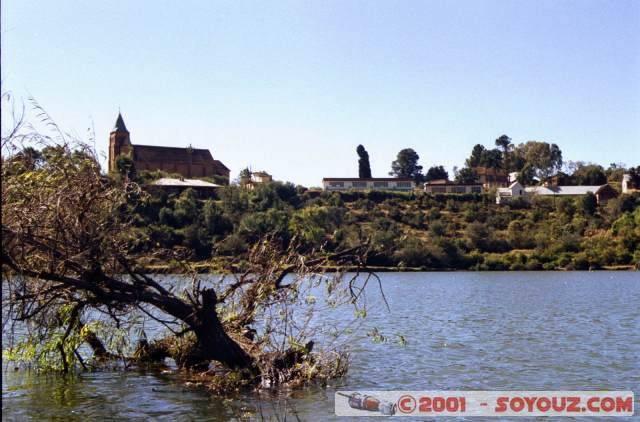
107, 113, 636, 204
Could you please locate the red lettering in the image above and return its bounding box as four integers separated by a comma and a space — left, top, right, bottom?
445, 397, 458, 412
552, 397, 566, 411
511, 397, 525, 412
418, 397, 431, 412
566, 397, 580, 412
600, 397, 615, 412
523, 396, 537, 412
537, 397, 551, 412
495, 397, 508, 413
587, 397, 600, 412
616, 396, 633, 413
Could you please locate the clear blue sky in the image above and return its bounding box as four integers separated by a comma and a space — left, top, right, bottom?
2, 0, 639, 186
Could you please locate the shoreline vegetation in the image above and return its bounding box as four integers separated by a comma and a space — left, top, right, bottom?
127, 186, 640, 273
140, 263, 638, 274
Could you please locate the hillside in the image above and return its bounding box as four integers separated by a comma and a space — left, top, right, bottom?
128, 183, 640, 272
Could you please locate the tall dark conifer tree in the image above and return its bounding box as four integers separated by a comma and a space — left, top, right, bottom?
357, 145, 372, 178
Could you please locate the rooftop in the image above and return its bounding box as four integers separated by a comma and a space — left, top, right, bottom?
322, 177, 414, 182
525, 185, 606, 195
424, 180, 483, 186
152, 178, 222, 188
113, 113, 128, 132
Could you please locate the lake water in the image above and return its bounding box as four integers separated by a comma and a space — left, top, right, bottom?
3, 272, 639, 420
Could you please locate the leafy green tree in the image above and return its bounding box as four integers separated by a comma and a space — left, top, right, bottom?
173, 188, 199, 226
389, 148, 424, 183
495, 134, 512, 171
580, 192, 598, 215
454, 167, 478, 184
627, 165, 640, 186
203, 200, 232, 236
357, 145, 372, 178
238, 167, 251, 184
393, 238, 435, 267
425, 165, 449, 182
479, 148, 503, 170
556, 197, 576, 217
516, 163, 537, 185
238, 209, 289, 242
464, 221, 489, 251
466, 144, 485, 167
115, 154, 137, 181
289, 206, 344, 247
571, 164, 606, 185
515, 141, 563, 180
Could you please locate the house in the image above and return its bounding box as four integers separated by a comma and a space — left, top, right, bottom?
250, 171, 273, 184
322, 177, 414, 192
495, 181, 525, 204
108, 113, 230, 183
524, 184, 618, 204
242, 171, 273, 189
424, 179, 483, 194
622, 174, 639, 194
473, 166, 509, 188
147, 177, 221, 197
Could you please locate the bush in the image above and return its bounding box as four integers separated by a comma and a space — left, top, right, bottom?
579, 192, 598, 216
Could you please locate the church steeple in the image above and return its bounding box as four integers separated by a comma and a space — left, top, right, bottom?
113, 112, 129, 133
108, 112, 132, 172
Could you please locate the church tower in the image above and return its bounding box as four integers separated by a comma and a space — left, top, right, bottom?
108, 112, 132, 172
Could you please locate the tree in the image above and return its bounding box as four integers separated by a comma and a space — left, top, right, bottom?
465, 144, 502, 170
425, 165, 449, 182
480, 148, 503, 170
115, 154, 137, 181
495, 134, 512, 172
454, 167, 478, 184
627, 165, 640, 186
516, 164, 537, 185
466, 144, 485, 168
356, 144, 372, 178
515, 141, 563, 180
238, 167, 251, 184
571, 164, 607, 186
580, 192, 598, 215
389, 148, 423, 183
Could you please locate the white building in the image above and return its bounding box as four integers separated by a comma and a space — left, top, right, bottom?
250, 171, 273, 184
322, 177, 414, 192
241, 170, 274, 189
496, 183, 619, 204
424, 179, 483, 194
496, 181, 525, 204
622, 174, 638, 194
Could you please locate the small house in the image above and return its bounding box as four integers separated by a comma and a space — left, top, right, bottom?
496, 181, 525, 204
242, 171, 274, 189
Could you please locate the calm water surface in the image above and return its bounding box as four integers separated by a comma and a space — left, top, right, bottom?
3, 272, 639, 421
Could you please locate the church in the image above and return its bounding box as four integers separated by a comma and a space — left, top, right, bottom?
108, 113, 230, 183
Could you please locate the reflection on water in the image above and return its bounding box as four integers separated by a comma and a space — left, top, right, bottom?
3, 272, 639, 420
